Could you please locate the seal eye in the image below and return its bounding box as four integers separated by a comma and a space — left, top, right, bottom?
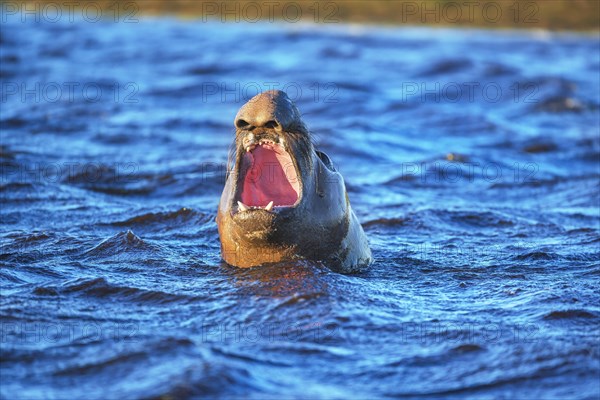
236, 119, 251, 130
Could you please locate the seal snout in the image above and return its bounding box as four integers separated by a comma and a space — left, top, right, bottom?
236, 117, 281, 131
234, 90, 301, 133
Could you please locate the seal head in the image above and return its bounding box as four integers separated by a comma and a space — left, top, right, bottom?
217, 90, 372, 272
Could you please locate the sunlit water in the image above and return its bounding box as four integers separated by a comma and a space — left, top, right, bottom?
1, 15, 599, 399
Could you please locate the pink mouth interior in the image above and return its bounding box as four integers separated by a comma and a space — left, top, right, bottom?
239, 144, 300, 207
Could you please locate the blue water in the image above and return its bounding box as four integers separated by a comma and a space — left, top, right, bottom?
1, 15, 599, 399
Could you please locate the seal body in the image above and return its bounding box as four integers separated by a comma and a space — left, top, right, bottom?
217, 90, 371, 272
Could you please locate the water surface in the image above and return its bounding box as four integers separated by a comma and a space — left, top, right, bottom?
1, 16, 599, 399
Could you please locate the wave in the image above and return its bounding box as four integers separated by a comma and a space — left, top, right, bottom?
513, 251, 561, 261
417, 58, 473, 77
108, 208, 207, 228
543, 309, 598, 320
534, 96, 589, 113
362, 217, 407, 229
83, 230, 159, 257
52, 336, 195, 377
34, 276, 196, 304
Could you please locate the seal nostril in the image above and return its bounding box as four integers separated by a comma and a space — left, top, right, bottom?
264, 120, 279, 129
236, 119, 251, 129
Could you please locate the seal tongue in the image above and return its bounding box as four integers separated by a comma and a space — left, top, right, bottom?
240, 144, 299, 207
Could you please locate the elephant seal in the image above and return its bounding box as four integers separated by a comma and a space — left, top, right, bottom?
217, 90, 371, 272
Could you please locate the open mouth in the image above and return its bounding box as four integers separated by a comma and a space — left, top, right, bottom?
235, 136, 301, 213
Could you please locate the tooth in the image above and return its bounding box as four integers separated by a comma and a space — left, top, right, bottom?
244, 133, 256, 152
237, 201, 248, 212
264, 201, 274, 211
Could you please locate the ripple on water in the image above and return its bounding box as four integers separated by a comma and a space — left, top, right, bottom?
84, 231, 156, 256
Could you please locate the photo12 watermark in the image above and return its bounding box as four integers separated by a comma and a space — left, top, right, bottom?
1, 81, 139, 104
1, 1, 140, 23
1, 321, 140, 344
394, 1, 540, 25
0, 162, 140, 184
200, 1, 340, 23
399, 321, 540, 344
400, 81, 539, 104
198, 321, 338, 343
199, 81, 339, 104
398, 161, 539, 184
